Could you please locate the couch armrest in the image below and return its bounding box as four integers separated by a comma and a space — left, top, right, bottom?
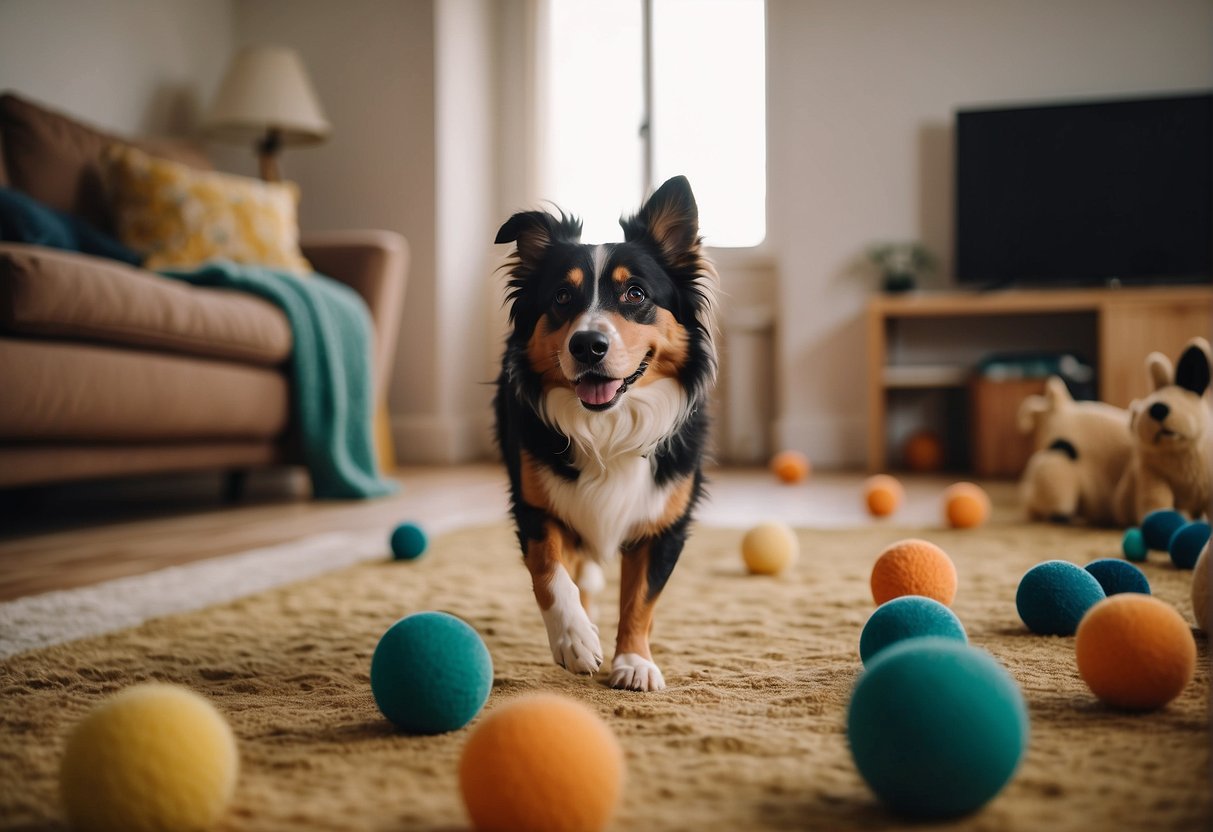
300, 230, 408, 404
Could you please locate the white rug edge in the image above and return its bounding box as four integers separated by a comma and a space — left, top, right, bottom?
0, 512, 504, 661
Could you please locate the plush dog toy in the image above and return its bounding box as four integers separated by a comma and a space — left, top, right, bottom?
1113, 338, 1212, 524
1017, 376, 1132, 526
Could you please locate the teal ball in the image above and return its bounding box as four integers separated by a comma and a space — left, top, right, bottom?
1169, 521, 1211, 570
1122, 528, 1147, 562
1016, 560, 1105, 635
859, 595, 967, 666
1084, 558, 1150, 596
390, 522, 428, 560
847, 638, 1029, 819
370, 611, 492, 734
1141, 509, 1186, 551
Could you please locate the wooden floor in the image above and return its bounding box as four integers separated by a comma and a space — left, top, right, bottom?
0, 465, 1021, 602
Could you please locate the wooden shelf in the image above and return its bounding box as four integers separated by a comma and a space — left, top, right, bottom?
882, 365, 969, 389
866, 284, 1213, 473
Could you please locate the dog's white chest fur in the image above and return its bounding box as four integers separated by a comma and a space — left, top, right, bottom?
538, 455, 675, 563
537, 378, 690, 563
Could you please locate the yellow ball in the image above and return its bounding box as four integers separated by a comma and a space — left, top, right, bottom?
60, 684, 238, 832
770, 450, 811, 484
741, 522, 799, 575
1192, 542, 1210, 633
864, 474, 904, 517
460, 693, 624, 832
943, 482, 991, 529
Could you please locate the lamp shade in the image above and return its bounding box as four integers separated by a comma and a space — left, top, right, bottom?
206, 46, 330, 146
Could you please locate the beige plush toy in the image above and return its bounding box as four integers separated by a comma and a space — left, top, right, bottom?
1017, 376, 1132, 526
1113, 337, 1213, 525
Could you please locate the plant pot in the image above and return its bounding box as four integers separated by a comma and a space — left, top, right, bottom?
883, 272, 916, 294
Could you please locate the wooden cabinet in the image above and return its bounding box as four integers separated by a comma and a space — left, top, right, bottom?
866, 285, 1213, 474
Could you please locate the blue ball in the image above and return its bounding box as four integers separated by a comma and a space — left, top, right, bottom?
1141, 509, 1186, 551
1122, 528, 1148, 562
1169, 521, 1211, 570
859, 596, 967, 666
1016, 560, 1106, 636
390, 522, 428, 560
847, 638, 1029, 819
1084, 558, 1150, 596
370, 611, 493, 734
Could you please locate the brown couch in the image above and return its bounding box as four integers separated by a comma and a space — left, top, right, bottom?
0, 94, 408, 490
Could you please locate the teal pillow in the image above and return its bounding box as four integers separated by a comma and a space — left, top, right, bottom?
0, 186, 142, 265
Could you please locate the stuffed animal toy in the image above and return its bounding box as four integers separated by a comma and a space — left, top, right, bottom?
1017, 376, 1132, 526
1113, 338, 1213, 525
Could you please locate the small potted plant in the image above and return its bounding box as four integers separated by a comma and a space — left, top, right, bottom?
866, 242, 934, 293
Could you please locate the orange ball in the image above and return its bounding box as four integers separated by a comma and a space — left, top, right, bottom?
1076, 594, 1196, 711
864, 474, 904, 517
459, 693, 624, 832
770, 450, 811, 484
903, 430, 944, 472
870, 538, 958, 606
943, 482, 990, 529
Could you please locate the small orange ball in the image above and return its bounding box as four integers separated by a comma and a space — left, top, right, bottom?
770, 450, 811, 484
943, 482, 990, 529
1076, 594, 1196, 711
864, 474, 904, 517
903, 430, 944, 472
459, 693, 624, 832
870, 538, 958, 606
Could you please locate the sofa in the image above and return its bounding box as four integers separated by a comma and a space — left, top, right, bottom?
0, 93, 408, 491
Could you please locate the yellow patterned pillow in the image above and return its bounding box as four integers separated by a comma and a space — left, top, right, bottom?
103, 144, 311, 275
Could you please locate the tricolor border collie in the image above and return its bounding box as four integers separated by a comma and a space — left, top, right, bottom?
493, 176, 719, 691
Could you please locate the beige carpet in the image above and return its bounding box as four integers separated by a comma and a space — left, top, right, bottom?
0, 522, 1208, 831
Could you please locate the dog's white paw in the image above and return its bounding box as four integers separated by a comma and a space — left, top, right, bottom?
543, 610, 603, 675
609, 652, 666, 691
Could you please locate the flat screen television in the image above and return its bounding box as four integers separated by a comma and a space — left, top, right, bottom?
955, 91, 1213, 287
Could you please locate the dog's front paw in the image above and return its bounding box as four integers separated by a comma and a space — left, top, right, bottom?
608, 653, 666, 691
545, 614, 603, 675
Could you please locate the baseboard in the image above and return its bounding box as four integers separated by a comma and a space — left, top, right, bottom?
390, 412, 494, 464
773, 414, 867, 469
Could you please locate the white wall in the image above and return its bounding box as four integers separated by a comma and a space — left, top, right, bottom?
766, 0, 1213, 468
0, 0, 233, 136
434, 0, 499, 460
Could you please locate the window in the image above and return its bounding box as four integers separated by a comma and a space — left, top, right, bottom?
538, 0, 766, 247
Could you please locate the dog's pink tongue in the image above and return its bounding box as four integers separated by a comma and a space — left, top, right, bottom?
576, 377, 623, 406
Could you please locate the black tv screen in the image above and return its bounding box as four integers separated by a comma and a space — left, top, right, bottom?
955, 92, 1213, 286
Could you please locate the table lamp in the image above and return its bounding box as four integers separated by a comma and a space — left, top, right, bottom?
206, 45, 330, 181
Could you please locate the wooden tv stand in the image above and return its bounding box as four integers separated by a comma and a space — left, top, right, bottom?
865, 284, 1213, 472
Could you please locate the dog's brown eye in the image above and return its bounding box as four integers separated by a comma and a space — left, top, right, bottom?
623, 285, 647, 304
554, 287, 572, 305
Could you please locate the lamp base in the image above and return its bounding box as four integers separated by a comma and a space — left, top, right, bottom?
256, 128, 283, 182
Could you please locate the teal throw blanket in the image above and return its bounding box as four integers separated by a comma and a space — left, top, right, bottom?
160, 261, 397, 500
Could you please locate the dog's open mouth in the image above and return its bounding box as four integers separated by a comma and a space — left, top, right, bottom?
574, 353, 652, 411
1153, 427, 1180, 444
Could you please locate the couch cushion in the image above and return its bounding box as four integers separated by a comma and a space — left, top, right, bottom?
0, 93, 212, 232
0, 244, 292, 366
0, 337, 289, 441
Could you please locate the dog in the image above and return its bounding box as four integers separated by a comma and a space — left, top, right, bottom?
492, 176, 718, 691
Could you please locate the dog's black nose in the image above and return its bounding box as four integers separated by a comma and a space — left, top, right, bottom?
569, 330, 610, 364
1149, 402, 1170, 423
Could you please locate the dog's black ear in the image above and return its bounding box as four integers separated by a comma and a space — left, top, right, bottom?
621, 175, 701, 271
495, 210, 581, 270
1175, 340, 1211, 396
